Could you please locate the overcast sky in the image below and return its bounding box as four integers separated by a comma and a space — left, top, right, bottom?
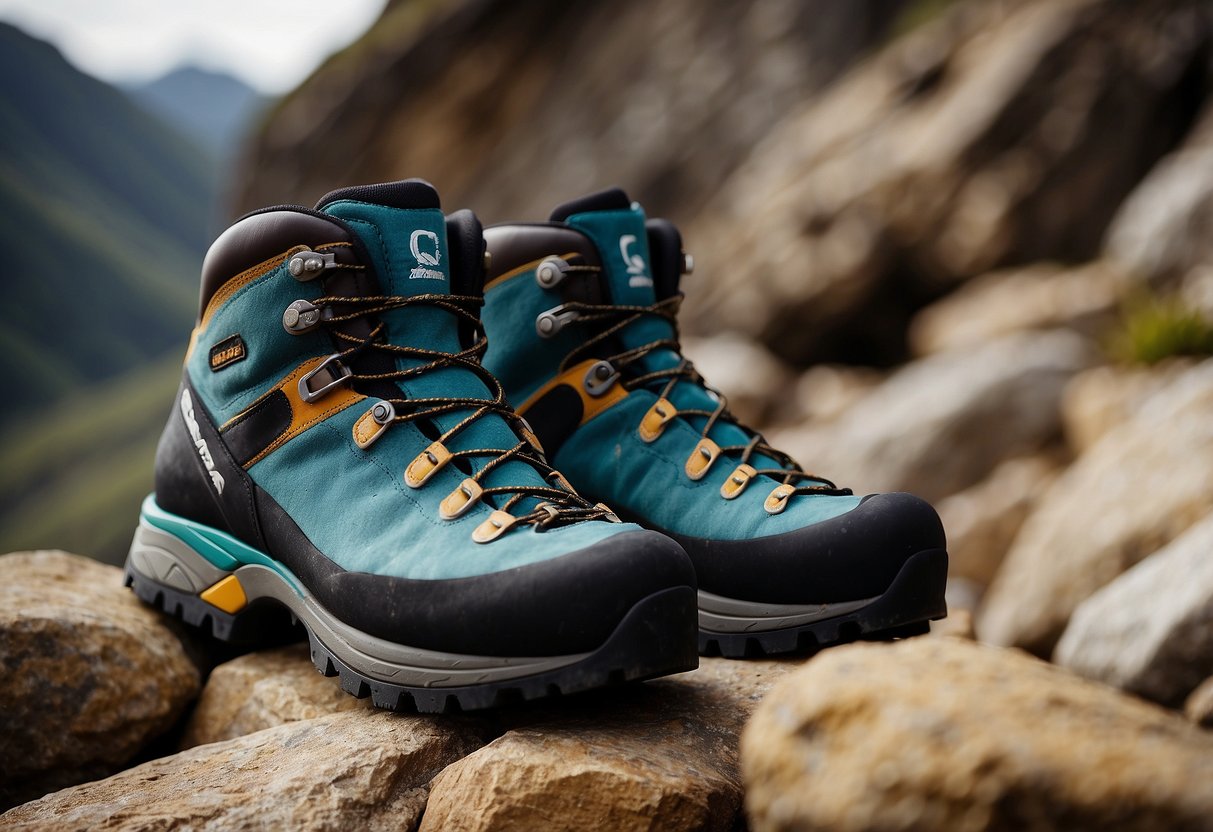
0, 0, 388, 93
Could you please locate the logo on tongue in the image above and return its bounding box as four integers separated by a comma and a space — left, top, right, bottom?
409, 229, 444, 280
619, 235, 652, 288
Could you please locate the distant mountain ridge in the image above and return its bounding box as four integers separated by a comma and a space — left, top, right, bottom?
128, 66, 265, 164
0, 22, 211, 420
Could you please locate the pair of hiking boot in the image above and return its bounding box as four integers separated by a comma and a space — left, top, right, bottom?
125, 180, 947, 713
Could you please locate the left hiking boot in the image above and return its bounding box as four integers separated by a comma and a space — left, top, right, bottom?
479, 188, 948, 657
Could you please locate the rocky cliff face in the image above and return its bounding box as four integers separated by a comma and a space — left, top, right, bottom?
234, 0, 907, 225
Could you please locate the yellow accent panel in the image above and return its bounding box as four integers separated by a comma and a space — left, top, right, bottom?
440, 478, 483, 520
685, 437, 721, 481
721, 464, 757, 500
224, 356, 366, 468
405, 441, 452, 488
200, 575, 247, 614
483, 251, 579, 292
638, 397, 677, 443
517, 359, 628, 427
352, 404, 393, 449
765, 483, 796, 515
472, 510, 519, 543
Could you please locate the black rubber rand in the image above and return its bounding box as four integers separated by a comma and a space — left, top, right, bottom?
697, 548, 949, 658
124, 567, 698, 714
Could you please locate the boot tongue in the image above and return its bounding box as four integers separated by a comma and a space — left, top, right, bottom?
558, 191, 787, 472
556, 189, 675, 356
318, 181, 547, 504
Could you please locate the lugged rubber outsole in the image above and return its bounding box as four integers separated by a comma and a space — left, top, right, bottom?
125, 565, 699, 714
697, 548, 948, 658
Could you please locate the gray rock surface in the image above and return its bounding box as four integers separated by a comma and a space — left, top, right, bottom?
980, 359, 1213, 655
772, 330, 1092, 503
0, 551, 202, 810
1055, 512, 1213, 707
935, 454, 1062, 587
742, 638, 1213, 832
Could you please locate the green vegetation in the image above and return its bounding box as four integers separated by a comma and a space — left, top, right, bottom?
0, 351, 183, 565
0, 22, 211, 423
1108, 292, 1213, 366
0, 23, 219, 563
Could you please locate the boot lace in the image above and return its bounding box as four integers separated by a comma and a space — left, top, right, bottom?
314, 291, 614, 530
552, 281, 852, 501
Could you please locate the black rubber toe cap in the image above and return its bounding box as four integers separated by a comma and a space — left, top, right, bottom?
666, 491, 946, 605
319, 529, 696, 657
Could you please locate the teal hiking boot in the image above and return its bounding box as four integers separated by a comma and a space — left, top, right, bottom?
124, 180, 698, 711
480, 189, 948, 658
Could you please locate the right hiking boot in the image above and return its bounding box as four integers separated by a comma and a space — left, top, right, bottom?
124, 179, 698, 713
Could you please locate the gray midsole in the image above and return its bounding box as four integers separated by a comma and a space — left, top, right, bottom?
698, 589, 876, 633
128, 520, 591, 688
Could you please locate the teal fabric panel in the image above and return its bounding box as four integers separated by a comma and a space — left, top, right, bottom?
554, 390, 861, 541
321, 200, 554, 505
188, 260, 330, 424
249, 400, 630, 579
481, 266, 584, 405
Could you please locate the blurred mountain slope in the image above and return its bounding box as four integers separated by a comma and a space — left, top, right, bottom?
128, 67, 265, 165
0, 22, 210, 420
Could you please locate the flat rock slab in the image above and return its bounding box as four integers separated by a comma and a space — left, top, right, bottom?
0, 551, 202, 809
181, 643, 372, 749
420, 658, 797, 832
1055, 511, 1213, 707
1, 709, 488, 831
743, 638, 1213, 832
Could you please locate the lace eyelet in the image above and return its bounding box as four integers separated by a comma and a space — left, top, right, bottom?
638, 397, 677, 443
405, 441, 452, 488
720, 464, 757, 499
440, 478, 483, 520
685, 437, 721, 481
764, 484, 796, 515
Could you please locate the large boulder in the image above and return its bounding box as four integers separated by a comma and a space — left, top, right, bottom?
1055, 511, 1213, 707
420, 658, 795, 832
1, 710, 486, 831
682, 0, 1213, 365
742, 638, 1213, 832
935, 454, 1062, 588
771, 330, 1092, 503
181, 643, 372, 749
979, 359, 1213, 655
1105, 103, 1213, 284
0, 551, 202, 809
1060, 360, 1199, 454
908, 261, 1127, 357
235, 0, 905, 225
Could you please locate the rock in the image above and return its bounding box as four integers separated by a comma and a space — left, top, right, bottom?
930, 607, 974, 640
1185, 677, 1213, 728
680, 334, 795, 427
789, 364, 884, 426
1105, 103, 1213, 285
683, 0, 1213, 365
742, 638, 1213, 832
1061, 360, 1197, 454
420, 657, 795, 832
236, 0, 907, 225
0, 551, 202, 809
1, 710, 487, 831
909, 261, 1127, 356
1054, 512, 1213, 707
935, 454, 1063, 587
181, 644, 372, 749
771, 330, 1092, 503
979, 359, 1213, 655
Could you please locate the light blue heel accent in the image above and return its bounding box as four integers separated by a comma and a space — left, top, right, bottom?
139, 494, 301, 592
